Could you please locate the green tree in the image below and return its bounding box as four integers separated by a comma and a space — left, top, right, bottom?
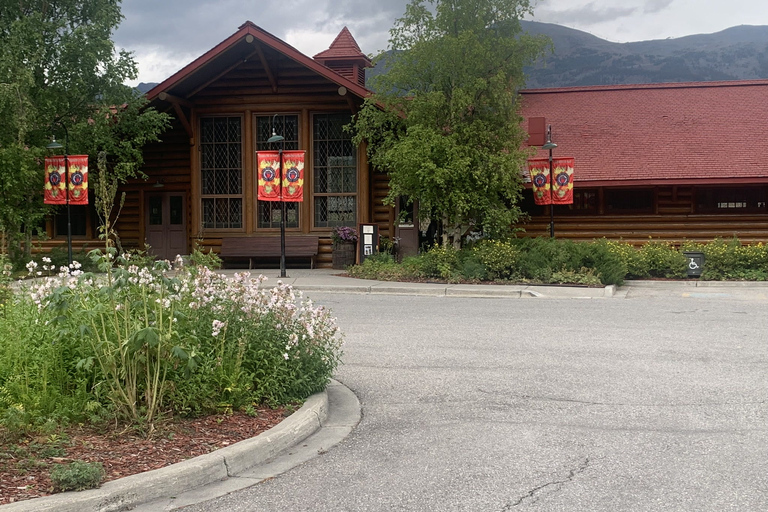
352, 0, 550, 247
0, 0, 169, 260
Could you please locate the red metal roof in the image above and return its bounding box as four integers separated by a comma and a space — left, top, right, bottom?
521, 80, 768, 186
146, 21, 371, 101
313, 26, 370, 63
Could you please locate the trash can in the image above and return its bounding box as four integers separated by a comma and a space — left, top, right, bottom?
683, 251, 705, 277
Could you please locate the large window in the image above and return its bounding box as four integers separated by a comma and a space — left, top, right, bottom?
313, 113, 357, 227
200, 116, 242, 229
256, 115, 299, 228
568, 189, 598, 214
54, 206, 88, 237
696, 186, 767, 213
604, 188, 654, 214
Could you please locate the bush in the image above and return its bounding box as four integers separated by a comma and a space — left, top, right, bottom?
413, 244, 461, 281
471, 240, 517, 280
50, 461, 105, 492
638, 242, 686, 278
0, 254, 344, 434
683, 238, 768, 280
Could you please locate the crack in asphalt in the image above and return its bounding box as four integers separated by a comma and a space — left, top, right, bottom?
502, 457, 591, 509
477, 389, 767, 408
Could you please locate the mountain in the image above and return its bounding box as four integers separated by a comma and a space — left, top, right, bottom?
136, 82, 158, 94
520, 21, 768, 88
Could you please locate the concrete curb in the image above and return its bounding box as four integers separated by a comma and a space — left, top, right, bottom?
0, 388, 329, 512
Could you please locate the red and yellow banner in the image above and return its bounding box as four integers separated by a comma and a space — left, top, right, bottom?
67, 155, 89, 205
527, 157, 575, 205
527, 158, 551, 205
257, 151, 281, 202
281, 151, 305, 202
44, 155, 89, 205
44, 156, 67, 205
551, 157, 574, 205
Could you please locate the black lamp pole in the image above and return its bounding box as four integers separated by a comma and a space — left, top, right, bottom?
268, 116, 287, 278
46, 127, 72, 266
542, 124, 558, 239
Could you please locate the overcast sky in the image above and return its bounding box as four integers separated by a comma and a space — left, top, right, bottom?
114, 0, 768, 86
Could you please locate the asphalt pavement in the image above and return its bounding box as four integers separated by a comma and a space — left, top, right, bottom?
3, 271, 767, 511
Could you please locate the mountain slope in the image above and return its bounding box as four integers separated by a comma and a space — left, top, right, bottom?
521, 21, 768, 88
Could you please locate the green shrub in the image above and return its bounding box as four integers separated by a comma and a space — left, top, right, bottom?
577, 239, 627, 286
639, 242, 686, 278
683, 238, 768, 280
471, 240, 518, 280
0, 255, 344, 435
188, 246, 222, 270
414, 244, 461, 281
50, 461, 104, 492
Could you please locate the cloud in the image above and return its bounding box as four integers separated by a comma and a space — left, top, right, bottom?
642, 0, 675, 14
536, 1, 638, 25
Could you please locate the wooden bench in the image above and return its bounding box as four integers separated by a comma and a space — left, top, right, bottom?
220, 236, 319, 269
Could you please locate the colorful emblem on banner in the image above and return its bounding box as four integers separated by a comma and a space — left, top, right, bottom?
281, 151, 305, 202
257, 151, 281, 201
44, 156, 67, 205
527, 158, 552, 205
527, 157, 575, 205
551, 157, 574, 205
67, 155, 89, 205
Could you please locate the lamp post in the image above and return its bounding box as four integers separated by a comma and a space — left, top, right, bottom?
46, 128, 72, 265
267, 118, 287, 278
542, 124, 558, 238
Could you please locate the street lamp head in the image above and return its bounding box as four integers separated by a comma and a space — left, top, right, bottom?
46, 138, 63, 150
267, 134, 284, 143
541, 124, 557, 150
542, 141, 557, 150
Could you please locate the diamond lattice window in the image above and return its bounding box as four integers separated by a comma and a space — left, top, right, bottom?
200, 117, 242, 229
313, 113, 356, 227
256, 115, 299, 229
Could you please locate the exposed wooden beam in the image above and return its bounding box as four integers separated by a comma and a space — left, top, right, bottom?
172, 103, 194, 141
188, 48, 260, 98
345, 95, 358, 114
158, 92, 193, 108
251, 40, 278, 93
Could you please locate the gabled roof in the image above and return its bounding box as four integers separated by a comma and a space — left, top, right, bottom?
146, 21, 371, 101
313, 26, 371, 65
521, 80, 768, 186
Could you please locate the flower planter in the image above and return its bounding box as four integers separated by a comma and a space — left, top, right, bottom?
332, 241, 356, 269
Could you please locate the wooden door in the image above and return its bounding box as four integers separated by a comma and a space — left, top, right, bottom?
145, 193, 187, 260
395, 198, 419, 259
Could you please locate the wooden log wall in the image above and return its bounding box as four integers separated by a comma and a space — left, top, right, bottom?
520, 187, 768, 246
116, 117, 192, 252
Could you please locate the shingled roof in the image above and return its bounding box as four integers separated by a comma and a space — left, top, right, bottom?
313, 26, 370, 63
521, 80, 768, 186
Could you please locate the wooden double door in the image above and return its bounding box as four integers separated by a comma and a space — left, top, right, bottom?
145, 192, 187, 260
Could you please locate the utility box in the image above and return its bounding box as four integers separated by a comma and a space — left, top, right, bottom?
683, 251, 705, 277
358, 224, 379, 264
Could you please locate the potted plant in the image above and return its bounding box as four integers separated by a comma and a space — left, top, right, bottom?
331, 226, 358, 269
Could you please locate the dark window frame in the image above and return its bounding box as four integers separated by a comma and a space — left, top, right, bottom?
200, 115, 244, 230
695, 186, 768, 214
255, 114, 301, 229
312, 113, 358, 229
604, 188, 655, 215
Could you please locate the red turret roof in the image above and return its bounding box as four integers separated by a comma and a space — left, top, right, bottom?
314, 26, 371, 65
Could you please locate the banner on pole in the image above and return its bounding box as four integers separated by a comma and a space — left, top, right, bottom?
551, 157, 574, 205
281, 151, 305, 202
44, 156, 67, 205
527, 158, 552, 205
527, 157, 575, 205
257, 151, 281, 202
67, 155, 89, 205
